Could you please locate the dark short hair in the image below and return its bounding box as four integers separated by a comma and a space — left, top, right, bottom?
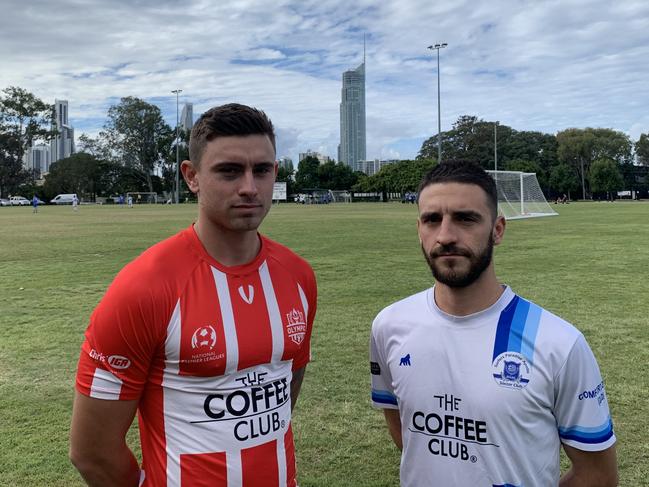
418, 160, 498, 219
189, 103, 276, 166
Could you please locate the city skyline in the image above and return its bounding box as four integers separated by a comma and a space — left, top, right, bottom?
3, 0, 649, 166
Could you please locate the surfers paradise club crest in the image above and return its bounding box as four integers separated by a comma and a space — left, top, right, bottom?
492, 352, 531, 389
285, 308, 306, 345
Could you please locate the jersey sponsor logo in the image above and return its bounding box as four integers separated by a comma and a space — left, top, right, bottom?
238, 284, 255, 304
191, 325, 217, 350
89, 348, 107, 363
399, 353, 411, 366
492, 352, 530, 389
89, 349, 132, 370
196, 372, 290, 442
370, 361, 381, 375
108, 355, 131, 370
285, 308, 306, 345
408, 394, 498, 465
578, 381, 606, 405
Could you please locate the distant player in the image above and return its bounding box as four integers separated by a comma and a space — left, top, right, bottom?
127, 194, 133, 208
32, 195, 39, 213
70, 104, 318, 486
370, 160, 617, 486
72, 194, 79, 211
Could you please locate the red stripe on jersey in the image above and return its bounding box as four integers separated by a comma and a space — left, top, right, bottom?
180, 451, 227, 486
226, 272, 273, 371
242, 439, 278, 487
179, 265, 228, 376
284, 425, 297, 487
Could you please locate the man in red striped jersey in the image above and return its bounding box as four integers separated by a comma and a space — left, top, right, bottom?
70, 104, 317, 487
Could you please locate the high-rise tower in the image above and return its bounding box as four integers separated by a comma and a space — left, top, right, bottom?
50, 99, 75, 163
338, 46, 366, 169
181, 102, 194, 131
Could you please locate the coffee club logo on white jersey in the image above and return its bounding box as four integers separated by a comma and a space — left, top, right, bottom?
492, 352, 530, 389
285, 308, 306, 345
191, 325, 217, 350
409, 393, 498, 464
196, 371, 290, 442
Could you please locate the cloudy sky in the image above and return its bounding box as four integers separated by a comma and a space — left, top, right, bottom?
3, 0, 648, 163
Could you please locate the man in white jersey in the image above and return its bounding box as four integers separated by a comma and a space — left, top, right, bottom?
71, 104, 317, 486
370, 160, 617, 486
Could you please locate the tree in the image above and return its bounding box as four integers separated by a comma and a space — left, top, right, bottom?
43, 152, 127, 200
549, 164, 579, 199
101, 97, 173, 193
353, 159, 436, 193
276, 165, 295, 195
588, 158, 624, 200
557, 127, 633, 199
0, 86, 54, 197
636, 133, 649, 166
294, 156, 320, 192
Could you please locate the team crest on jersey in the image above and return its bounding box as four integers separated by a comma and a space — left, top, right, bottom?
191, 325, 217, 350
285, 308, 306, 345
492, 352, 530, 389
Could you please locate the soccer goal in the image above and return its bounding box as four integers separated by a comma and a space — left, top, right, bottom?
328, 190, 352, 203
486, 171, 557, 220
126, 192, 159, 204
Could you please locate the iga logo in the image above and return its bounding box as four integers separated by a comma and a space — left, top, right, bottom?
191, 325, 217, 350
108, 355, 131, 370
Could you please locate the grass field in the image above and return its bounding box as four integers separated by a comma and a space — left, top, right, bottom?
1, 201, 648, 486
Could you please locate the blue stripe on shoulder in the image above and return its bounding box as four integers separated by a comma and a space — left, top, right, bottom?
520, 302, 542, 365
558, 418, 614, 444
371, 389, 398, 406
492, 295, 520, 361
507, 298, 530, 354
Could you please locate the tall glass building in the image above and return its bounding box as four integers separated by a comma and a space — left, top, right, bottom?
338, 61, 366, 168
50, 99, 75, 163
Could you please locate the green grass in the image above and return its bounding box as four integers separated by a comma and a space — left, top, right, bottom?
1, 201, 648, 486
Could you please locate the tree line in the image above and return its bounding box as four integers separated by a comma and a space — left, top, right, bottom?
2, 86, 648, 200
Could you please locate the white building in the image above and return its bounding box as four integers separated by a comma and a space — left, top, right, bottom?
355, 159, 398, 176
23, 144, 51, 178
299, 150, 332, 165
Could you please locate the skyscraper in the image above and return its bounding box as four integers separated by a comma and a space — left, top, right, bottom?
181, 102, 194, 131
50, 99, 75, 163
338, 57, 366, 169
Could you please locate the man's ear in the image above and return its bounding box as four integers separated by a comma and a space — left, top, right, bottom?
181, 160, 199, 194
493, 215, 506, 245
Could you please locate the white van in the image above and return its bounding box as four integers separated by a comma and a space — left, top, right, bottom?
51, 194, 78, 205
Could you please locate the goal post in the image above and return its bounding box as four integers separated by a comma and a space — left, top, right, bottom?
486, 170, 557, 220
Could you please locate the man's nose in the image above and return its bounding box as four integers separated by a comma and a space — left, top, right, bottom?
239, 170, 258, 196
436, 217, 458, 245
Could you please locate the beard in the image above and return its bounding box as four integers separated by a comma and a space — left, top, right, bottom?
422, 234, 494, 288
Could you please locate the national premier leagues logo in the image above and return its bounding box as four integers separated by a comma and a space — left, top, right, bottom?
492, 352, 530, 389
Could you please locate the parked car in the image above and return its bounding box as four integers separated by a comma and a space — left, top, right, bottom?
10, 196, 30, 206
50, 193, 78, 205
0, 198, 10, 206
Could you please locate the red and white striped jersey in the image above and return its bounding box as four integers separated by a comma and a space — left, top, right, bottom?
76, 226, 317, 487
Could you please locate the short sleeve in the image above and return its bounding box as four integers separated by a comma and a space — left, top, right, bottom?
370, 321, 398, 410
555, 334, 616, 451
75, 267, 168, 401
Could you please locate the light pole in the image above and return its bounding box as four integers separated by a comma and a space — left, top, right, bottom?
171, 89, 182, 204
494, 121, 498, 172
428, 43, 447, 163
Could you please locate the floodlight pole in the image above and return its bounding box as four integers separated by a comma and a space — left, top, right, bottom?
494, 121, 498, 172
428, 43, 447, 163
171, 89, 182, 204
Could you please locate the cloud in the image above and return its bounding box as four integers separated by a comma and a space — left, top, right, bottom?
2, 0, 648, 165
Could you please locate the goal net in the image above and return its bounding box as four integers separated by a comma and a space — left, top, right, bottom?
486, 171, 557, 220
126, 192, 158, 204
328, 190, 352, 203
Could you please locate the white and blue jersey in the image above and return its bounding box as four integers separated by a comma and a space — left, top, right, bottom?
370, 286, 615, 487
